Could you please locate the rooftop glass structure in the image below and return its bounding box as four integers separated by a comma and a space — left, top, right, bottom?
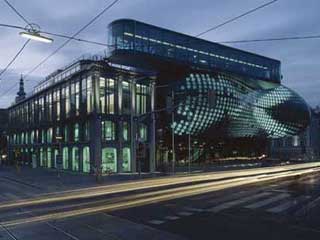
108, 19, 281, 83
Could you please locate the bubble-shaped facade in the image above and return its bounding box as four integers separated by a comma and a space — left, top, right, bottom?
173, 72, 310, 138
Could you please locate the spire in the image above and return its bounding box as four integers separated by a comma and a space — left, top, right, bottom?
15, 75, 26, 103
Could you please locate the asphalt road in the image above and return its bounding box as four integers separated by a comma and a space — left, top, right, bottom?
1, 163, 320, 240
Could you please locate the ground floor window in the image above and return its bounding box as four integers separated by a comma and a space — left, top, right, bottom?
63, 147, 69, 170
122, 147, 131, 172
54, 149, 59, 168
102, 147, 117, 173
47, 148, 52, 168
82, 146, 90, 173
40, 148, 45, 167
72, 147, 79, 171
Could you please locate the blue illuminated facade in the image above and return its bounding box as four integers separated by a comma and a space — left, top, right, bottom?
108, 19, 310, 139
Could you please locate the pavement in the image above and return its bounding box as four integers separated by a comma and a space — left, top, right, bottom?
1, 162, 320, 239
0, 159, 293, 196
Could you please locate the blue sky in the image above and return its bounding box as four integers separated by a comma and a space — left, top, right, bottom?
0, 0, 319, 107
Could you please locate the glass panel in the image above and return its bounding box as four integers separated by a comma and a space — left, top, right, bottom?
82, 146, 90, 173
139, 124, 147, 141
102, 121, 116, 141
72, 147, 79, 171
101, 148, 117, 173
122, 81, 131, 114
74, 123, 79, 142
122, 147, 131, 172
47, 147, 52, 168
106, 78, 115, 114
63, 147, 69, 170
123, 122, 130, 141
87, 76, 93, 113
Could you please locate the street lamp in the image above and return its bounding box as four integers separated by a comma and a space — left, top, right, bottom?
19, 31, 53, 43
19, 23, 53, 43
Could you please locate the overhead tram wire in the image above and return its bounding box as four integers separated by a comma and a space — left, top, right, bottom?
0, 0, 120, 99
195, 0, 279, 37
219, 35, 320, 44
23, 0, 120, 81
0, 1, 31, 87
3, 0, 30, 25
0, 39, 30, 80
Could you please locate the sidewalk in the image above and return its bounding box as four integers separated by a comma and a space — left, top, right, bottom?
0, 159, 302, 194
0, 165, 164, 193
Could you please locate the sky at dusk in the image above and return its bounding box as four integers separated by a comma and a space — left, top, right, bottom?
0, 0, 319, 108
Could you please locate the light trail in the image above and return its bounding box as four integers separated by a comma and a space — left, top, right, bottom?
1, 167, 320, 227
0, 163, 320, 211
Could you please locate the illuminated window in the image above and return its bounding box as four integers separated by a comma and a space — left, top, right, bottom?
102, 147, 117, 173
122, 147, 131, 172
102, 120, 116, 141
72, 147, 79, 171
82, 146, 90, 173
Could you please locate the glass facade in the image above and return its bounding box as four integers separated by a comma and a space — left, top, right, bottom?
108, 19, 281, 83
8, 59, 152, 174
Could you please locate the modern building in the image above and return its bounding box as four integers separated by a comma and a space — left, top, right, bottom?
269, 108, 320, 161
7, 57, 156, 173
7, 19, 311, 173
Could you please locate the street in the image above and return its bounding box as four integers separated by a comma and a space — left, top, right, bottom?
1, 163, 320, 239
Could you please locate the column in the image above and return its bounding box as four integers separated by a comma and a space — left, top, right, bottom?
117, 78, 123, 173
130, 79, 137, 172
149, 82, 156, 172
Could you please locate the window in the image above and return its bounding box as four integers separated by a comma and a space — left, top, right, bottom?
122, 148, 131, 172
72, 147, 79, 171
47, 128, 53, 143
87, 76, 93, 113
40, 147, 44, 167
102, 120, 116, 141
99, 77, 106, 114
47, 147, 52, 168
63, 147, 69, 170
102, 147, 117, 173
122, 81, 131, 114
123, 122, 130, 141
41, 129, 46, 144
65, 86, 70, 118
106, 78, 115, 114
64, 125, 69, 143
139, 124, 147, 141
54, 149, 59, 168
84, 121, 90, 141
136, 84, 148, 115
82, 146, 90, 173
75, 82, 80, 115
74, 123, 79, 142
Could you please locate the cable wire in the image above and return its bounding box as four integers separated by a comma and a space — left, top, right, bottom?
0, 39, 30, 81
219, 35, 320, 44
196, 0, 279, 37
3, 0, 30, 25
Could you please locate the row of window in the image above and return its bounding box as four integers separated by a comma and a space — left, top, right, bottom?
10, 120, 148, 145
10, 122, 90, 145
14, 146, 131, 173
10, 75, 150, 127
